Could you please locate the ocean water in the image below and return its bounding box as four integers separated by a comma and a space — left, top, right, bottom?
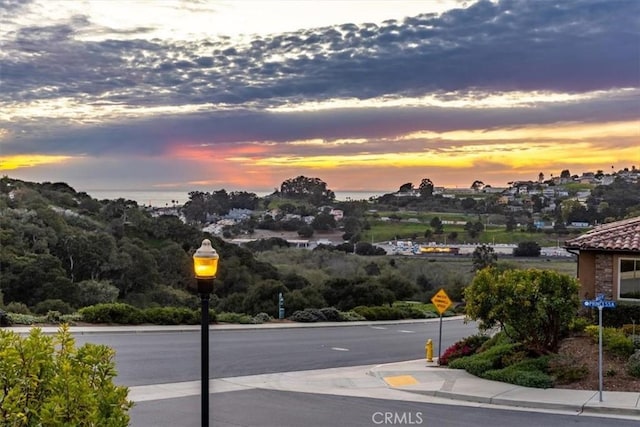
84, 189, 386, 207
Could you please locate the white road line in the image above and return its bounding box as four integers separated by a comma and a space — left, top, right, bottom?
331, 347, 350, 351
399, 330, 415, 333
370, 326, 387, 330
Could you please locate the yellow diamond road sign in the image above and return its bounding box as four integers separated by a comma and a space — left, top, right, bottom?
431, 288, 452, 315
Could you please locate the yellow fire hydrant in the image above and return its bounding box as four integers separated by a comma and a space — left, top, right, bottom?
426, 339, 433, 362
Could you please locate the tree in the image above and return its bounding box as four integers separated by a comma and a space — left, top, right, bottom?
311, 213, 336, 231
464, 269, 580, 354
429, 216, 443, 234
560, 169, 571, 179
398, 182, 414, 193
242, 280, 288, 316
419, 178, 434, 198
513, 241, 541, 257
460, 197, 477, 211
464, 221, 483, 238
297, 224, 314, 238
470, 180, 484, 191
74, 280, 120, 307
380, 273, 418, 301
280, 176, 335, 205
538, 172, 544, 182
471, 245, 497, 271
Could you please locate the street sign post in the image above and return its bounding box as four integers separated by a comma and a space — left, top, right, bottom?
583, 294, 617, 402
431, 289, 452, 363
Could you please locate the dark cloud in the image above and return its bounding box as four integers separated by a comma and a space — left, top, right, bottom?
1, 0, 638, 168
2, 0, 638, 109
2, 88, 637, 158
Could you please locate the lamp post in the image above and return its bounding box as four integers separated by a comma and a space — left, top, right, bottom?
193, 239, 219, 427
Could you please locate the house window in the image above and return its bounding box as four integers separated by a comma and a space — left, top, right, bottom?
619, 258, 640, 300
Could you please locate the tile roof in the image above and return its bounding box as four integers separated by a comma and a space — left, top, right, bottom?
564, 216, 640, 252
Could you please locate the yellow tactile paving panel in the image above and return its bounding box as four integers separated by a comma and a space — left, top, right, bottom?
383, 375, 418, 387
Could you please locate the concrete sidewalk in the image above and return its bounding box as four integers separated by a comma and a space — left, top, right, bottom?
370, 359, 640, 418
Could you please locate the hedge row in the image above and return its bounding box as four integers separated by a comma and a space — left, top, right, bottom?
78, 303, 214, 325
353, 305, 443, 321
602, 304, 640, 328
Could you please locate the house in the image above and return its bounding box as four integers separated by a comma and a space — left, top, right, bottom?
564, 216, 640, 302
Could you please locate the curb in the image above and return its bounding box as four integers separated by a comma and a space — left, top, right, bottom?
4, 315, 466, 335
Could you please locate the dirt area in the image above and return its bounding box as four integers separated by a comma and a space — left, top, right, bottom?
555, 334, 640, 392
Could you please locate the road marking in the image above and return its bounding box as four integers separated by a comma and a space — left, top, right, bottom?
331, 347, 350, 351
370, 326, 387, 330
383, 375, 418, 387
399, 330, 415, 333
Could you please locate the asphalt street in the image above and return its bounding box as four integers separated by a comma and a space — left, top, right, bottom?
131, 389, 639, 427
74, 319, 478, 386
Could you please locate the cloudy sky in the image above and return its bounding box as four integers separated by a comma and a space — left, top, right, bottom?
1, 0, 638, 194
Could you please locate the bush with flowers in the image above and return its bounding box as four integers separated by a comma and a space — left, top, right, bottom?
438, 334, 489, 366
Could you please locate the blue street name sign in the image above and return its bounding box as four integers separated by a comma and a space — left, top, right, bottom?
583, 294, 616, 309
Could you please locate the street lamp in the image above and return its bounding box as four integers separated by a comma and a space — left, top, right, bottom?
193, 239, 219, 427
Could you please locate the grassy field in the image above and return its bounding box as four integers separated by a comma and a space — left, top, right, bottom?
362, 218, 578, 247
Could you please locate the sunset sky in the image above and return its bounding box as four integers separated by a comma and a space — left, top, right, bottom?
1, 0, 638, 194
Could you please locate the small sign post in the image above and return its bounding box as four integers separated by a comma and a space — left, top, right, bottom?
278, 292, 285, 320
583, 294, 616, 402
431, 288, 452, 364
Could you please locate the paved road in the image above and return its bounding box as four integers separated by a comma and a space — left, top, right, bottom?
66, 320, 638, 426
131, 389, 638, 427
75, 318, 478, 386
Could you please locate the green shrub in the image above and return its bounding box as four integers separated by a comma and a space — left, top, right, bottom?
352, 305, 426, 321
216, 312, 254, 324
484, 366, 554, 388
568, 316, 591, 333
143, 307, 198, 325
45, 310, 63, 323
34, 299, 75, 315
448, 342, 520, 376
451, 356, 495, 376
607, 334, 635, 358
319, 307, 342, 321
5, 301, 31, 314
60, 313, 83, 324
585, 326, 634, 358
7, 313, 43, 325
621, 324, 639, 336
478, 331, 514, 352
339, 310, 366, 321
602, 304, 640, 328
252, 312, 272, 323
0, 309, 11, 326
289, 308, 327, 322
627, 351, 640, 377
0, 325, 132, 425
79, 303, 144, 324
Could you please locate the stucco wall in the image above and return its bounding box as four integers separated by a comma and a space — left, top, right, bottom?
577, 251, 596, 299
